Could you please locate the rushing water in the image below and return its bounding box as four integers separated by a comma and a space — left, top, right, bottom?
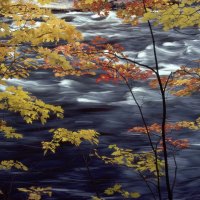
0, 7, 200, 200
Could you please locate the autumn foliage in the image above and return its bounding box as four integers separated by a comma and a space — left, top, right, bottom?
0, 0, 199, 199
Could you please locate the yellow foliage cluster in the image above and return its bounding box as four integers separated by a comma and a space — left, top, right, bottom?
143, 0, 200, 30
42, 128, 99, 154
38, 47, 72, 71
0, 86, 63, 124
92, 183, 140, 199
11, 17, 82, 45
95, 144, 164, 176
0, 160, 28, 171
177, 117, 200, 131
0, 120, 23, 139
18, 186, 52, 200
0, 0, 82, 78
104, 183, 140, 199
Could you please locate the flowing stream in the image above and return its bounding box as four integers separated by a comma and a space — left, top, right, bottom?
0, 5, 200, 200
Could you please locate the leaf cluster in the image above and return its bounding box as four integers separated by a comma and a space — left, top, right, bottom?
42, 128, 99, 154
18, 186, 52, 200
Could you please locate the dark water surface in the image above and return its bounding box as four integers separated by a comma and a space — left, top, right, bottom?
0, 9, 200, 200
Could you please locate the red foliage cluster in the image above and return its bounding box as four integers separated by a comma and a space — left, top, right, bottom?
164, 137, 189, 149
74, 0, 111, 15
129, 122, 183, 134
129, 120, 199, 150
44, 36, 152, 83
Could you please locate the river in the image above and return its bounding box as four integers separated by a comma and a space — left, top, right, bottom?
0, 4, 200, 200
